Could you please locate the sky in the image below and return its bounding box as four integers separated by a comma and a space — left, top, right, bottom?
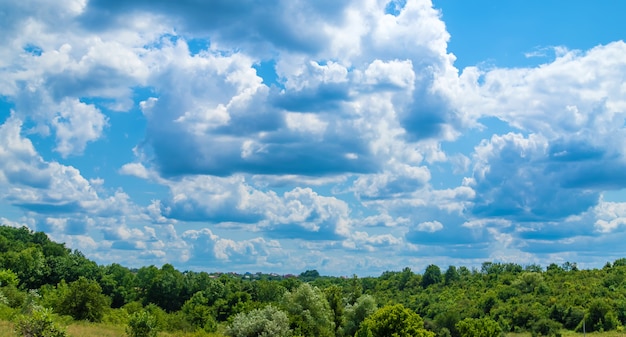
1, 0, 626, 276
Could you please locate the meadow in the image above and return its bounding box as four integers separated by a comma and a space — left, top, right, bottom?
1, 319, 624, 337
0, 319, 227, 337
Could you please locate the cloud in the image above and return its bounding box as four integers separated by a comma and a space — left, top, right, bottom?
79, 0, 352, 54
4, 0, 626, 276
343, 231, 404, 252
467, 132, 599, 221
52, 99, 107, 157
416, 220, 443, 232
181, 228, 286, 268
157, 175, 267, 223
154, 174, 352, 241
593, 199, 626, 233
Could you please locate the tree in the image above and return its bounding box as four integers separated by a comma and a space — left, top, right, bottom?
181, 291, 216, 332
57, 276, 110, 322
145, 264, 185, 312
324, 285, 344, 337
0, 268, 18, 287
227, 305, 291, 337
0, 247, 49, 289
422, 264, 442, 288
343, 294, 377, 337
346, 274, 363, 305
250, 279, 286, 303
356, 304, 434, 337
444, 266, 460, 285
584, 298, 619, 332
282, 283, 334, 337
456, 317, 503, 337
126, 311, 158, 337
299, 270, 321, 281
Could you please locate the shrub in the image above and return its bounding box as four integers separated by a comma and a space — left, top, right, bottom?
14, 305, 67, 337
356, 304, 435, 337
227, 305, 291, 337
126, 311, 158, 337
456, 317, 503, 337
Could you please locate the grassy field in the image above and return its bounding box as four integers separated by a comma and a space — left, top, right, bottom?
1, 320, 624, 337
0, 319, 227, 337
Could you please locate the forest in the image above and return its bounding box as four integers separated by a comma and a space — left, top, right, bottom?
1, 225, 625, 337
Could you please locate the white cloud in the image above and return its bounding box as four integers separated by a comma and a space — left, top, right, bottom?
119, 163, 150, 179
3, 0, 626, 275
593, 199, 626, 233
52, 98, 107, 157
416, 220, 443, 232
181, 228, 286, 267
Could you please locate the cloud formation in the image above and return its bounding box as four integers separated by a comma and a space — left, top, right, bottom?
0, 0, 625, 275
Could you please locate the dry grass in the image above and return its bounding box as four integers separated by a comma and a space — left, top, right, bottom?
561, 331, 626, 337
65, 321, 126, 337
505, 331, 626, 337
0, 320, 13, 337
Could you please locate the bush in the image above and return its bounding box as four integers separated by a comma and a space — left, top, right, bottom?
14, 305, 67, 337
356, 304, 435, 337
456, 317, 503, 337
531, 318, 562, 337
226, 305, 291, 337
126, 311, 158, 337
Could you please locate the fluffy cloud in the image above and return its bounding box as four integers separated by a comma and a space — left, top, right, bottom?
181, 228, 286, 269
2, 0, 626, 275
467, 132, 599, 221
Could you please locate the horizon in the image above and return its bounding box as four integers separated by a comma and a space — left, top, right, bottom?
1, 0, 626, 277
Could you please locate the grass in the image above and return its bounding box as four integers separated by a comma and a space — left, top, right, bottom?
504, 332, 626, 337
0, 319, 227, 337
0, 320, 12, 337
6, 320, 624, 337
561, 331, 626, 337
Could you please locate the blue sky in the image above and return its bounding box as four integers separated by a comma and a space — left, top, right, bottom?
1, 0, 626, 276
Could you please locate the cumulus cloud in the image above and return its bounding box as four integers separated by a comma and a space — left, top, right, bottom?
153, 174, 352, 241
3, 0, 626, 275
467, 132, 599, 221
181, 228, 285, 268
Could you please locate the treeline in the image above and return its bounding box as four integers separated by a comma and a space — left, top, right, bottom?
1, 225, 626, 337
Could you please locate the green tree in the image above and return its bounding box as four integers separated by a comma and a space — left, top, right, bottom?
584, 298, 619, 332
0, 268, 19, 287
444, 266, 460, 285
0, 247, 49, 289
250, 279, 287, 303
227, 305, 291, 337
324, 285, 344, 337
181, 291, 217, 332
299, 270, 321, 282
456, 317, 503, 337
282, 283, 334, 337
346, 275, 363, 305
343, 294, 377, 337
356, 304, 434, 337
145, 264, 185, 312
57, 276, 110, 322
126, 311, 158, 337
422, 265, 442, 288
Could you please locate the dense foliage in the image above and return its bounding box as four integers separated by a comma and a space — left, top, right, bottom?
1, 225, 626, 337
